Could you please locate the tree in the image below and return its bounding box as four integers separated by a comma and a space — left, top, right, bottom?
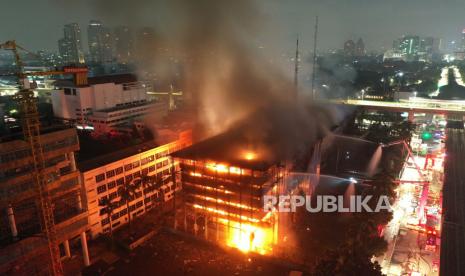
99, 197, 117, 237
313, 214, 386, 275
118, 178, 139, 231
139, 173, 155, 211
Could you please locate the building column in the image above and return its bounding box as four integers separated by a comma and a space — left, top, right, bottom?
408, 111, 414, 122
76, 192, 83, 211
63, 240, 71, 258
80, 232, 90, 266
7, 205, 18, 238
68, 153, 77, 171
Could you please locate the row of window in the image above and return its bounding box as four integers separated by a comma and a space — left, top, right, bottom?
1, 136, 77, 163
94, 154, 171, 183
96, 168, 172, 195
101, 199, 144, 226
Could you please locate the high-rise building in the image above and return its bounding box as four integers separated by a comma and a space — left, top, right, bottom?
461, 29, 465, 51
136, 27, 156, 62
343, 39, 356, 56
88, 20, 114, 64
58, 23, 85, 64
355, 38, 366, 56
398, 35, 420, 56
420, 37, 433, 53
114, 26, 134, 64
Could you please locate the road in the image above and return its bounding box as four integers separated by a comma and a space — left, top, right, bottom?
379, 119, 445, 275
439, 128, 465, 275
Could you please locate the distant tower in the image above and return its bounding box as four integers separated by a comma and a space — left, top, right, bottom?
461, 29, 465, 51
114, 26, 134, 64
311, 16, 319, 100
355, 38, 365, 56
88, 20, 113, 64
58, 23, 85, 64
294, 37, 299, 100
343, 40, 356, 56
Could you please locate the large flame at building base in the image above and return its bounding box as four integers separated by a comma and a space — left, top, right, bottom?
219, 219, 274, 255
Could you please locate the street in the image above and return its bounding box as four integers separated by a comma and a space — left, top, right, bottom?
379, 117, 445, 275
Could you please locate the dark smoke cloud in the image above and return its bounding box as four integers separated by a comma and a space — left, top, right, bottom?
84, 0, 344, 159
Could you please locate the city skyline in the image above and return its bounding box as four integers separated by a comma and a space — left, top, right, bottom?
2, 0, 465, 54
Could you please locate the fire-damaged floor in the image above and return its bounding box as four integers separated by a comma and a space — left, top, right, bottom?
104, 229, 307, 276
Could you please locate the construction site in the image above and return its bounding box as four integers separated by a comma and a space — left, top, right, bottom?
0, 41, 90, 275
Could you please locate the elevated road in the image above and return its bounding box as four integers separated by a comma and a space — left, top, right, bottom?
331, 99, 465, 117
440, 128, 465, 275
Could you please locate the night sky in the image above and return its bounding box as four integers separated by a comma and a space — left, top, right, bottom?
1, 0, 465, 54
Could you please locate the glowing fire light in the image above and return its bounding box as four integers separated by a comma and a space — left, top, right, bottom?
206, 163, 244, 174
219, 219, 273, 255
244, 151, 256, 160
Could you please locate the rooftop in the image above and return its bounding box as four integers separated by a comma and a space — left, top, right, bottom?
93, 100, 159, 114
172, 128, 279, 171
0, 123, 74, 143
77, 138, 158, 172
54, 73, 138, 88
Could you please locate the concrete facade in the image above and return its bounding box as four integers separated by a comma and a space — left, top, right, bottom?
80, 131, 192, 238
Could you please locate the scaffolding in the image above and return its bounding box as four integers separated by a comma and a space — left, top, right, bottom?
0, 41, 89, 275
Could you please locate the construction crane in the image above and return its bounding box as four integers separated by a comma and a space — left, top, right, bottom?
0, 40, 67, 276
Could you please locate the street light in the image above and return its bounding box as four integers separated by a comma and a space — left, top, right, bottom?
414, 91, 417, 101
361, 89, 365, 100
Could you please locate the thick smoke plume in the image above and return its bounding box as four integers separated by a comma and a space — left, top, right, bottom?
86, 0, 343, 160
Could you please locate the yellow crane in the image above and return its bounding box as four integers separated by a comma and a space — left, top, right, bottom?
0, 40, 63, 276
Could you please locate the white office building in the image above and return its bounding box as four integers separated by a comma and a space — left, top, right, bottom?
79, 130, 192, 238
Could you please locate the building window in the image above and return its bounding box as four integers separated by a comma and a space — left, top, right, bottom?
149, 165, 155, 172
95, 173, 105, 183
142, 168, 149, 175
97, 185, 107, 194
125, 175, 133, 183
108, 181, 116, 190
101, 217, 110, 226
133, 171, 141, 178
124, 164, 133, 171
115, 167, 123, 175
106, 170, 115, 178
116, 177, 124, 186
132, 161, 140, 168
136, 201, 143, 208
109, 191, 118, 200
141, 157, 148, 166
111, 213, 120, 220
120, 209, 128, 216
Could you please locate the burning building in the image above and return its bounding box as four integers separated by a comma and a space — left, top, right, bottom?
172, 129, 288, 255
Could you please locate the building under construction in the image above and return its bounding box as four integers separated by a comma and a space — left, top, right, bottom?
0, 125, 90, 274
0, 41, 92, 275
172, 129, 287, 255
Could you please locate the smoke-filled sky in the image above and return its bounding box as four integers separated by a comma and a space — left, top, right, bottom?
1, 0, 465, 54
